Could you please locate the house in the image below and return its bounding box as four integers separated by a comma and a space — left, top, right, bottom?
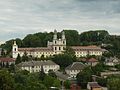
0, 57, 15, 66
86, 58, 99, 66
55, 71, 70, 81
65, 62, 87, 78
105, 57, 120, 66
100, 71, 120, 78
70, 84, 80, 90
12, 30, 103, 58
17, 60, 60, 73
87, 82, 102, 90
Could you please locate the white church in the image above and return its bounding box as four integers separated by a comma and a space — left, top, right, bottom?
12, 30, 103, 58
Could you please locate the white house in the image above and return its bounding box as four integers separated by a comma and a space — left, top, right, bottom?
17, 60, 60, 73
87, 82, 102, 90
105, 57, 120, 66
12, 30, 104, 59
0, 57, 15, 66
65, 62, 87, 78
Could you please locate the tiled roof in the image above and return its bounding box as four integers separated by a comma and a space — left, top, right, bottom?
88, 82, 101, 88
71, 45, 102, 51
18, 47, 53, 52
0, 58, 15, 62
65, 62, 87, 70
17, 60, 58, 67
87, 58, 98, 62
55, 71, 70, 80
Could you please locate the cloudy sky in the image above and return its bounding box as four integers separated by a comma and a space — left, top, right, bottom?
0, 0, 120, 42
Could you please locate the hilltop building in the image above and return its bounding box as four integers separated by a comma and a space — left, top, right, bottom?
12, 30, 103, 58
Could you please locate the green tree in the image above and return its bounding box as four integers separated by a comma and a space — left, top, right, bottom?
64, 80, 71, 89
22, 52, 29, 62
43, 75, 54, 88
0, 69, 15, 90
48, 70, 57, 78
39, 65, 46, 81
9, 63, 15, 73
53, 79, 61, 88
6, 62, 9, 68
15, 54, 22, 64
76, 67, 93, 89
107, 76, 120, 90
1, 48, 6, 57
52, 54, 73, 69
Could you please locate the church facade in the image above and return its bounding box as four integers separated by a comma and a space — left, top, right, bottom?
12, 30, 103, 58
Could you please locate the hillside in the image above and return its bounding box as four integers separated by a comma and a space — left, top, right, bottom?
0, 30, 120, 58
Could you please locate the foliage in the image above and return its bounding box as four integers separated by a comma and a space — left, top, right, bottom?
22, 52, 29, 62
8, 63, 15, 73
91, 62, 108, 75
1, 30, 120, 58
48, 70, 57, 78
0, 69, 15, 90
43, 75, 61, 89
79, 30, 109, 45
107, 75, 120, 90
64, 80, 71, 89
39, 65, 46, 81
15, 54, 22, 64
76, 67, 93, 89
52, 54, 73, 68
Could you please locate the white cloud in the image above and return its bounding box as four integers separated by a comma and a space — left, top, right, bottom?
0, 0, 120, 41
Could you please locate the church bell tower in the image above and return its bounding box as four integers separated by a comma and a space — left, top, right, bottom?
12, 41, 18, 58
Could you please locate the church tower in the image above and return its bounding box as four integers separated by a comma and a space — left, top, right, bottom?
52, 30, 66, 54
12, 41, 18, 58
62, 31, 66, 46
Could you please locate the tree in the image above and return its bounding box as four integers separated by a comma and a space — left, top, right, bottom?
39, 65, 46, 81
64, 80, 71, 89
107, 76, 120, 90
9, 63, 15, 73
91, 62, 108, 75
52, 54, 73, 69
22, 52, 29, 62
48, 70, 57, 78
43, 75, 54, 88
76, 67, 93, 89
15, 54, 22, 64
53, 79, 61, 88
0, 69, 15, 90
6, 62, 9, 68
1, 48, 6, 57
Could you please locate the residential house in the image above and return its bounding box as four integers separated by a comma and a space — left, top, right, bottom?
87, 82, 102, 90
105, 57, 120, 66
0, 57, 15, 66
17, 60, 60, 73
65, 62, 87, 78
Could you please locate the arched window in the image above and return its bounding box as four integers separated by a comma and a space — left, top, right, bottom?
14, 48, 16, 51
55, 47, 57, 50
55, 41, 57, 44
59, 47, 61, 50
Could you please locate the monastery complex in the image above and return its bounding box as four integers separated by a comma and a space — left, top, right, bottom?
12, 30, 103, 58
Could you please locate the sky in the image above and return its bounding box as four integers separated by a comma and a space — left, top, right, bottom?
0, 0, 120, 42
